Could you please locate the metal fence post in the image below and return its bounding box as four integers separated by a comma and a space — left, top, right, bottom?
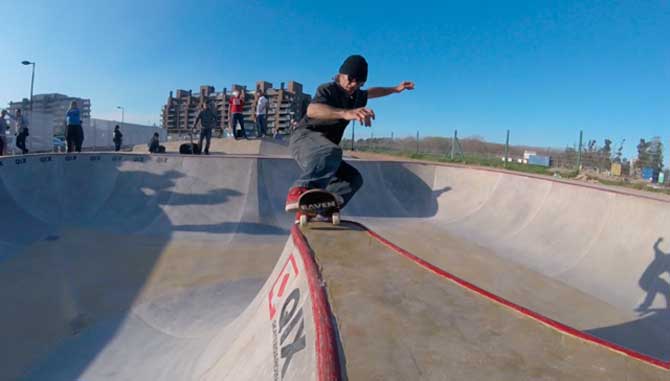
416, 130, 419, 155
450, 130, 457, 160
504, 129, 510, 167
577, 130, 583, 172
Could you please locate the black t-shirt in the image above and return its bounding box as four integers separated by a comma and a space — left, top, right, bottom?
297, 82, 368, 144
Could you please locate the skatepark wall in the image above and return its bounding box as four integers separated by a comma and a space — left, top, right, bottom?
2, 153, 668, 315
1, 153, 669, 378
194, 229, 339, 381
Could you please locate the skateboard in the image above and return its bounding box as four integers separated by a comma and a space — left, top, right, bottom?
297, 189, 341, 226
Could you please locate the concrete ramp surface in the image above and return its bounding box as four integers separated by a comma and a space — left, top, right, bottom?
0, 152, 669, 380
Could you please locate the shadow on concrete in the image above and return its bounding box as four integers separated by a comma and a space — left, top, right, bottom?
635, 237, 670, 314
586, 309, 670, 362
0, 155, 277, 380
346, 162, 450, 218
173, 222, 289, 235
584, 237, 670, 362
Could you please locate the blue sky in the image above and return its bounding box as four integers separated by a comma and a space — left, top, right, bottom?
2, 0, 668, 160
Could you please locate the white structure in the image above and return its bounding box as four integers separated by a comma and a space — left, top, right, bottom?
8, 93, 91, 136
523, 150, 537, 164
88, 119, 166, 149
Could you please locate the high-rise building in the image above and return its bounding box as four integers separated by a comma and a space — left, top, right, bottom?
161, 81, 311, 135
8, 93, 91, 136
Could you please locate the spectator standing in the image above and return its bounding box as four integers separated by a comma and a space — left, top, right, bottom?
113, 125, 123, 151
229, 90, 248, 140
193, 102, 217, 154
65, 101, 84, 152
255, 89, 268, 138
11, 109, 29, 154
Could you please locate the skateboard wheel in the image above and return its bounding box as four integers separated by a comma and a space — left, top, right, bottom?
332, 213, 340, 225
299, 214, 308, 227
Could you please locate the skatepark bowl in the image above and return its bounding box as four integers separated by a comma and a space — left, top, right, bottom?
1, 145, 669, 380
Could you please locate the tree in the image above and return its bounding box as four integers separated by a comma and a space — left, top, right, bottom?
636, 137, 664, 171
636, 139, 651, 169
648, 137, 664, 171
613, 139, 625, 164
598, 139, 612, 170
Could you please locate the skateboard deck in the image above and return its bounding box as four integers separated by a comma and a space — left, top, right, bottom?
297, 189, 341, 226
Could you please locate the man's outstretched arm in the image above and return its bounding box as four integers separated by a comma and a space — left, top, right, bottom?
368, 81, 415, 99
307, 103, 376, 126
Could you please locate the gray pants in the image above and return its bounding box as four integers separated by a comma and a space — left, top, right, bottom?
289, 128, 363, 208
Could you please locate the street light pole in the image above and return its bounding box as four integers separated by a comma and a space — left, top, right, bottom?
117, 106, 125, 124
21, 61, 36, 111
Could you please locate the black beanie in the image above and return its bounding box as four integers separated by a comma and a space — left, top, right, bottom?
339, 55, 368, 82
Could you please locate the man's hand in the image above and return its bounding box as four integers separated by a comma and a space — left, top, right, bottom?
395, 81, 415, 93
343, 107, 375, 127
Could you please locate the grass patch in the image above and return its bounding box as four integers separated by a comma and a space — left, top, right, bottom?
353, 147, 670, 196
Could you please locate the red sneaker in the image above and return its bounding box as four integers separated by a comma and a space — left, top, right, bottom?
285, 186, 308, 212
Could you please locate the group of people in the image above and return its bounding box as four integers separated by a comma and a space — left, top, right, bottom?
190, 89, 272, 155
0, 101, 92, 156
0, 100, 134, 156
226, 88, 270, 140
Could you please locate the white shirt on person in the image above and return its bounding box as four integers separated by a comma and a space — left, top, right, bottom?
256, 96, 268, 115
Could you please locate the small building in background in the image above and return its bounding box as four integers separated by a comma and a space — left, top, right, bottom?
527, 154, 551, 167
611, 162, 622, 177
522, 150, 537, 164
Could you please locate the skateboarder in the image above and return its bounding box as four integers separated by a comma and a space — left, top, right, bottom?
284, 54, 414, 213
